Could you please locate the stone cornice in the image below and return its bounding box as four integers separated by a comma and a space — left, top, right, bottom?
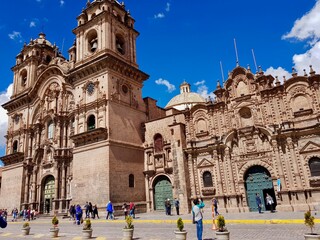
2, 92, 30, 112
70, 127, 108, 147
69, 53, 149, 84
0, 152, 25, 166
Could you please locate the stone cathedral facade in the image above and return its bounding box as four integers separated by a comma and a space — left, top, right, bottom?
1, 0, 320, 215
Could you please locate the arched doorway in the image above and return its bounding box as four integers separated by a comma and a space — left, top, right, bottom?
42, 175, 55, 214
245, 166, 276, 212
153, 175, 173, 210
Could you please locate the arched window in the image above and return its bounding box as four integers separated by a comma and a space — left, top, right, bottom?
87, 30, 98, 53
115, 35, 125, 55
197, 119, 207, 133
154, 133, 163, 153
87, 115, 96, 130
129, 174, 134, 188
20, 69, 27, 87
203, 171, 213, 187
48, 120, 54, 139
13, 140, 18, 153
309, 157, 320, 177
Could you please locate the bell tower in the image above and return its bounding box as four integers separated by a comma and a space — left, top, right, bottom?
71, 0, 138, 67
69, 0, 149, 206
11, 33, 58, 97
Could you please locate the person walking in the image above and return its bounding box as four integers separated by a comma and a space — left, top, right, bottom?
256, 193, 262, 213
192, 198, 205, 240
106, 201, 114, 220
11, 208, 18, 222
129, 202, 135, 218
75, 204, 83, 225
84, 202, 89, 219
164, 199, 171, 215
266, 193, 274, 212
122, 203, 128, 219
88, 202, 93, 218
174, 198, 180, 215
211, 199, 217, 230
213, 197, 219, 216
93, 205, 99, 219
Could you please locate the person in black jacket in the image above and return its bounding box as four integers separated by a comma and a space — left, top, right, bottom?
0, 215, 7, 229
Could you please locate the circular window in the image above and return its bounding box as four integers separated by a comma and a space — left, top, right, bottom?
87, 83, 95, 95
122, 84, 128, 94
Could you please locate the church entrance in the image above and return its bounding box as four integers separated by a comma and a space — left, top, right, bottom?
153, 175, 173, 211
245, 166, 276, 212
42, 175, 55, 214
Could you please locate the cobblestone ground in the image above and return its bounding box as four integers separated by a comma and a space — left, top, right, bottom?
0, 218, 313, 240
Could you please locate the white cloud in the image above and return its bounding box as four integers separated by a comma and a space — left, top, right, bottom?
267, 1, 320, 78
8, 31, 23, 43
155, 78, 176, 92
154, 2, 170, 19
60, 0, 65, 6
265, 67, 291, 84
0, 84, 13, 148
30, 21, 36, 28
292, 41, 320, 74
166, 3, 170, 12
194, 80, 215, 101
8, 31, 22, 40
282, 0, 320, 43
194, 80, 205, 86
154, 13, 165, 19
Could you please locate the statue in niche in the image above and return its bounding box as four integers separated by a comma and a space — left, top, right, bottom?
155, 157, 163, 168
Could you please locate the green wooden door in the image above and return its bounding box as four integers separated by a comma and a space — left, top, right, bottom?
154, 177, 173, 210
43, 176, 55, 213
246, 167, 273, 212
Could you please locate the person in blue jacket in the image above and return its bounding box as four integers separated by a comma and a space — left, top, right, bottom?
75, 204, 83, 225
106, 201, 114, 220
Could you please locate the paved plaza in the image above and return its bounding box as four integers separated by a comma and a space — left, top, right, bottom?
0, 210, 319, 239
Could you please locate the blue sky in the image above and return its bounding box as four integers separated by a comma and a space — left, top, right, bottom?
0, 0, 320, 161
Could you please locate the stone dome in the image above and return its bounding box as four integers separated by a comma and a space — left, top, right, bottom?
165, 81, 205, 110
30, 33, 54, 48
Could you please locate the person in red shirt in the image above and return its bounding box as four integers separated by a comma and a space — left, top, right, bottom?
129, 202, 135, 218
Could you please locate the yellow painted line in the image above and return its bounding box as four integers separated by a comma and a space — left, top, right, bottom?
34, 234, 46, 238
96, 237, 107, 240
72, 237, 82, 240
1, 233, 13, 237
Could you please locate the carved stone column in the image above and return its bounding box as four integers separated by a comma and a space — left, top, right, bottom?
60, 162, 66, 212
287, 137, 302, 188
53, 162, 59, 213
187, 154, 196, 198
225, 147, 235, 194
145, 174, 151, 212
213, 149, 223, 194
31, 169, 37, 203
63, 122, 68, 148
271, 139, 286, 190
28, 132, 32, 157
24, 173, 30, 205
